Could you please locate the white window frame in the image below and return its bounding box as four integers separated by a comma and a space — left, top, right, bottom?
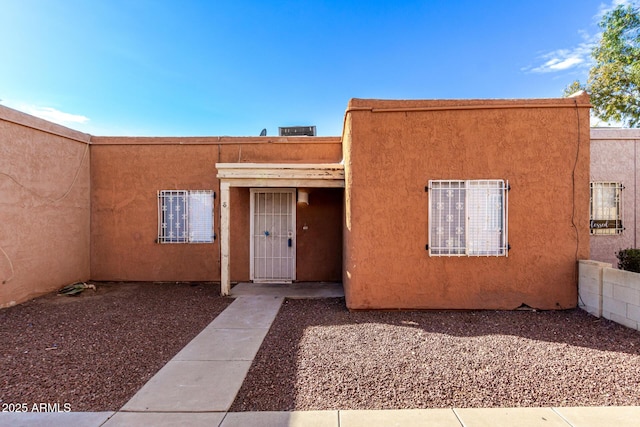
158, 190, 215, 243
428, 179, 508, 257
590, 182, 623, 235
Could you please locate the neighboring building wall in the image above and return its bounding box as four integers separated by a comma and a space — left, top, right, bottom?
590, 128, 640, 267
90, 137, 342, 283
0, 106, 91, 307
343, 96, 591, 310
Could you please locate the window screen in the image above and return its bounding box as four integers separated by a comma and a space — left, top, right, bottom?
158, 190, 215, 243
590, 182, 623, 235
429, 180, 508, 256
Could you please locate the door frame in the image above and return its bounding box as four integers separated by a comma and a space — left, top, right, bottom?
249, 188, 296, 283
216, 162, 345, 296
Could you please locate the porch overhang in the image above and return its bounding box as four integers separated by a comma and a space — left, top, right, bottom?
215, 162, 345, 296
216, 162, 345, 188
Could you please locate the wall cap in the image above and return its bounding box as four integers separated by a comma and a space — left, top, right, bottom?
0, 104, 91, 144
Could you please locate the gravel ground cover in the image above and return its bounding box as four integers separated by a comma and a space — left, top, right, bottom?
231, 298, 640, 411
0, 282, 230, 412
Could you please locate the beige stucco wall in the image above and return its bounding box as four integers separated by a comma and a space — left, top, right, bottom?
90, 137, 342, 283
0, 105, 91, 307
343, 95, 591, 310
590, 128, 640, 267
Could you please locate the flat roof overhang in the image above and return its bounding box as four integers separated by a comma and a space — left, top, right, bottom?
216, 162, 345, 296
216, 162, 345, 188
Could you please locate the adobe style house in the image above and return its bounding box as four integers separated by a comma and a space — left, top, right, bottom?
0, 93, 591, 310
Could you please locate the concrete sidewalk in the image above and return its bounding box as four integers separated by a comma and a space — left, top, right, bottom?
119, 295, 284, 415
2, 287, 640, 426
3, 406, 640, 426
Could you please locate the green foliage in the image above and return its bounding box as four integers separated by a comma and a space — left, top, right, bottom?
616, 248, 640, 273
563, 80, 586, 98
588, 3, 640, 127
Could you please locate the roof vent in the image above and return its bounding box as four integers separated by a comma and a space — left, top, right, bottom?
279, 126, 316, 136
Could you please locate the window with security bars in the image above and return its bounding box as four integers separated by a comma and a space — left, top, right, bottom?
158, 190, 215, 243
428, 180, 508, 256
590, 182, 623, 235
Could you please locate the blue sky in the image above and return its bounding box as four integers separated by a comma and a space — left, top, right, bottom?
0, 0, 631, 136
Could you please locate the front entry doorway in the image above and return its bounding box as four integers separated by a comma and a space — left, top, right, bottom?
250, 189, 296, 282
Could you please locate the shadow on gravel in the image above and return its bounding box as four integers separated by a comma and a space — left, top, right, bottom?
231, 298, 640, 411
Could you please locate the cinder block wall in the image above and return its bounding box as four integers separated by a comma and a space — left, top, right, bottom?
603, 268, 640, 330
578, 260, 611, 317
578, 260, 640, 331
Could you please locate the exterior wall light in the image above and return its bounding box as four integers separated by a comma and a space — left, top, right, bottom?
297, 188, 309, 205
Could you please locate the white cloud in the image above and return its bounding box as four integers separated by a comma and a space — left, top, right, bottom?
1, 101, 89, 126
24, 106, 89, 125
596, 0, 632, 19
524, 0, 633, 74
525, 43, 594, 73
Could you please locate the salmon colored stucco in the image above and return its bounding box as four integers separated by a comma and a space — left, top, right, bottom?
89, 137, 343, 283
342, 95, 591, 310
0, 105, 91, 308
1, 94, 592, 310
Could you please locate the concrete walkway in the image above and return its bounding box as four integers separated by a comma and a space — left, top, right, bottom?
113, 295, 284, 421
2, 285, 640, 426
230, 281, 344, 298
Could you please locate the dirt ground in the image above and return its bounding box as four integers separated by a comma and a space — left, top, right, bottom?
232, 298, 640, 411
4, 288, 640, 413
0, 282, 231, 411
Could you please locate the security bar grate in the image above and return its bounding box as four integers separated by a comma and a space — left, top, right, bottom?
250, 189, 296, 282
590, 182, 623, 235
429, 180, 508, 256
158, 190, 215, 243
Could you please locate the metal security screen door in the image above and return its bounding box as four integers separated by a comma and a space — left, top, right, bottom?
250, 189, 296, 282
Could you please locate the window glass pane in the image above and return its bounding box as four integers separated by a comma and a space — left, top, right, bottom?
467, 180, 504, 256
188, 191, 214, 242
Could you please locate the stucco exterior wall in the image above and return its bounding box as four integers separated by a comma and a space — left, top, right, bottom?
0, 106, 91, 307
90, 137, 342, 283
590, 128, 640, 267
342, 96, 591, 310
296, 188, 343, 281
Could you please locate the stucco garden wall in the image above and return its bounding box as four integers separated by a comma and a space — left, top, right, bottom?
590, 128, 640, 267
0, 105, 91, 307
90, 137, 342, 283
343, 95, 591, 310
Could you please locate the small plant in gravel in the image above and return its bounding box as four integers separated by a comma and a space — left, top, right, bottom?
616, 248, 640, 273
